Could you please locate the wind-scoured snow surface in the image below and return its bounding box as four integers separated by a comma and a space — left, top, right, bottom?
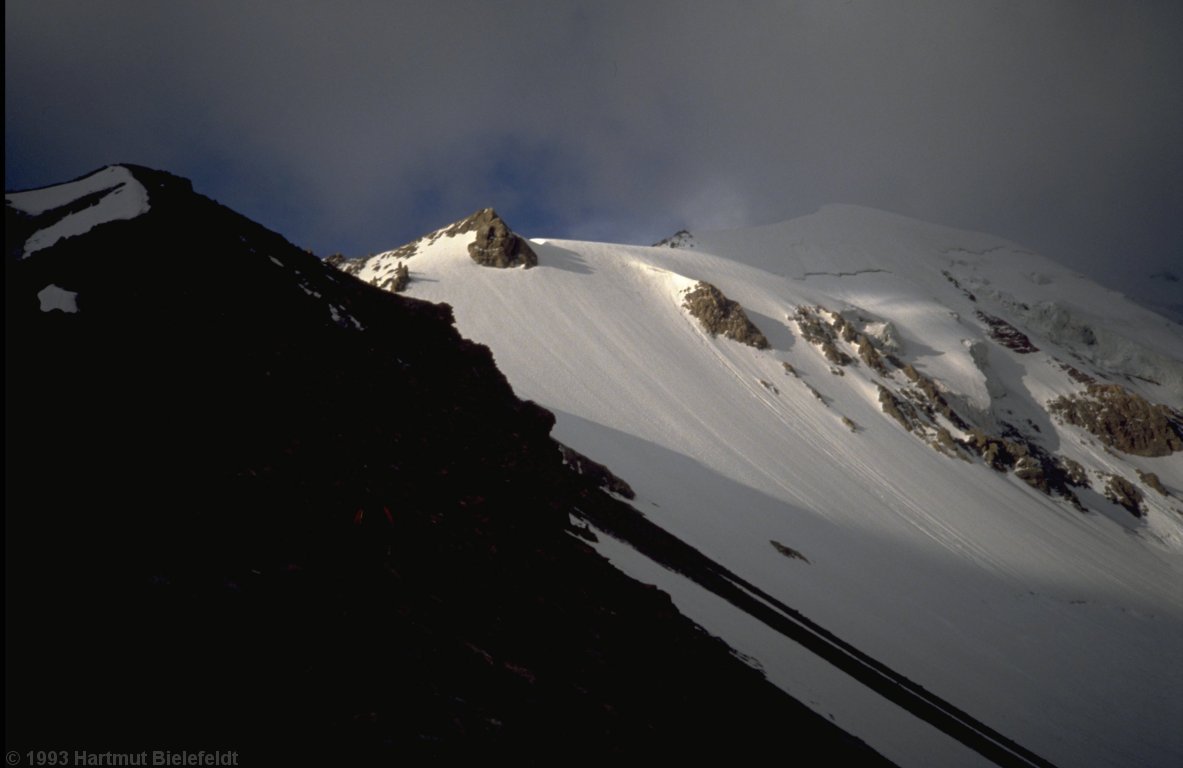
348, 206, 1183, 768
7, 165, 150, 257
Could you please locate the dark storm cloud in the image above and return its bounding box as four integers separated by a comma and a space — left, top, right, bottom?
6, 1, 1180, 304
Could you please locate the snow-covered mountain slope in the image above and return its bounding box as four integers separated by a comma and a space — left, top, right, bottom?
10, 166, 904, 762
339, 206, 1183, 768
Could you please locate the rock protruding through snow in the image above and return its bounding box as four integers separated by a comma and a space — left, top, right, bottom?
459, 208, 538, 269
1104, 474, 1146, 518
682, 282, 769, 349
558, 443, 636, 499
1048, 383, 1183, 457
793, 306, 854, 365
326, 208, 537, 291
977, 311, 1040, 353
654, 229, 695, 249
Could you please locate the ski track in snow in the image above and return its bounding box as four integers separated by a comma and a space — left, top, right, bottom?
355, 206, 1183, 768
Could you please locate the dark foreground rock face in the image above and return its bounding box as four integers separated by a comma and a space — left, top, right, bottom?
5, 167, 890, 765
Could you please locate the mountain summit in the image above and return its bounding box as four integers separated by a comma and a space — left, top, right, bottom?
8, 165, 1181, 766
346, 203, 1183, 768
331, 207, 538, 291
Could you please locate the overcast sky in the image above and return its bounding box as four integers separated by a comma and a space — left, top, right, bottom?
6, 1, 1181, 305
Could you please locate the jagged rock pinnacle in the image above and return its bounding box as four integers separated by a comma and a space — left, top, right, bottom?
457, 208, 537, 269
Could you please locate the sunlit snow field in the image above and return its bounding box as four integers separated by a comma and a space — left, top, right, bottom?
360, 206, 1183, 768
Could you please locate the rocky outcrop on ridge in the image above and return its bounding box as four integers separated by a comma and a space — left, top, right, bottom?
328, 208, 537, 288
960, 428, 1086, 504
1104, 474, 1146, 517
1137, 470, 1169, 497
461, 208, 538, 268
977, 311, 1039, 353
794, 306, 854, 365
683, 281, 769, 349
900, 366, 971, 431
389, 261, 410, 292
878, 384, 921, 431
654, 229, 695, 249
816, 298, 1168, 514
874, 358, 1097, 505
1048, 383, 1183, 457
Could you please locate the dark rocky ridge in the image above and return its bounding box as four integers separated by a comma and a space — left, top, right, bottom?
5, 167, 889, 764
